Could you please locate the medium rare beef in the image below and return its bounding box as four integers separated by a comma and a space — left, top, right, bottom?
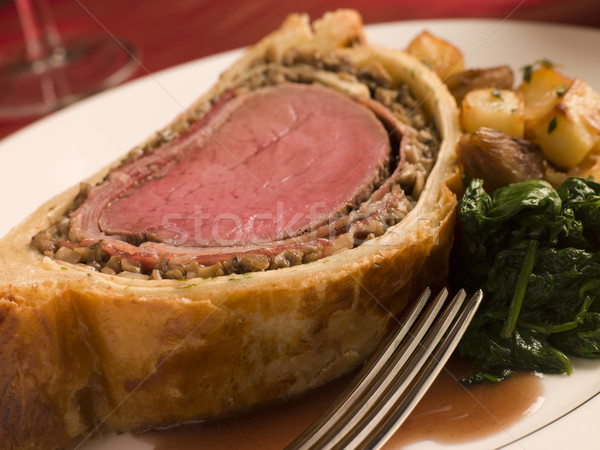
44, 77, 427, 275
73, 83, 392, 248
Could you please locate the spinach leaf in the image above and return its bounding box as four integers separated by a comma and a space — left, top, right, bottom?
551, 312, 600, 359
559, 177, 600, 249
460, 368, 512, 385
453, 177, 600, 379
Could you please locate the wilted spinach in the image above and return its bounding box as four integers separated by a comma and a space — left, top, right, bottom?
452, 177, 600, 381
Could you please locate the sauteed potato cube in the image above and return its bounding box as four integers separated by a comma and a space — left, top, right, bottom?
526, 78, 600, 168
406, 30, 465, 80
517, 65, 572, 129
461, 88, 525, 138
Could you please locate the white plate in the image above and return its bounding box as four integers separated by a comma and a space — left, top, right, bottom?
1, 19, 600, 450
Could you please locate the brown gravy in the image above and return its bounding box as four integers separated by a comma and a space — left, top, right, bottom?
137, 357, 543, 449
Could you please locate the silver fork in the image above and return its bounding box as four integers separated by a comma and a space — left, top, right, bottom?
286, 287, 483, 450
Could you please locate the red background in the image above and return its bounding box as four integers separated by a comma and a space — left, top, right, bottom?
1, 0, 599, 140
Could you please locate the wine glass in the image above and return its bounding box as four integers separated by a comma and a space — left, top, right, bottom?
0, 0, 138, 118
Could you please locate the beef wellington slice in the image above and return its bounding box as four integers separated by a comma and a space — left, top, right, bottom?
0, 9, 462, 449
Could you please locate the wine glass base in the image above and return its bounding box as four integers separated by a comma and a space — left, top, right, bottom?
0, 35, 138, 119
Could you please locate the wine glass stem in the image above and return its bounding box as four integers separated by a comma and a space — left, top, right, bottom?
16, 0, 64, 65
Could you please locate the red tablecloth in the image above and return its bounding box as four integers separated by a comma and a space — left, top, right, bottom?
1, 0, 599, 140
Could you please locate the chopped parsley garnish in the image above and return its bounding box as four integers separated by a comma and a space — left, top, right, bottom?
556, 84, 568, 98
548, 116, 558, 134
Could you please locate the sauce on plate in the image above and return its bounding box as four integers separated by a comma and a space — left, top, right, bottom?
137, 357, 543, 449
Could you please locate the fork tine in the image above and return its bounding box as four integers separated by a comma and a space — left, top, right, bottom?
346, 289, 483, 449
286, 288, 482, 450
286, 287, 438, 449
317, 289, 450, 445
333, 289, 475, 449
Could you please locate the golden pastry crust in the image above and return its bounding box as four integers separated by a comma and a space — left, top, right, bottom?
0, 10, 461, 449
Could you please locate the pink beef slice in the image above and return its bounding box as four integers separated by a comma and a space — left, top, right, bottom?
96, 82, 391, 247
